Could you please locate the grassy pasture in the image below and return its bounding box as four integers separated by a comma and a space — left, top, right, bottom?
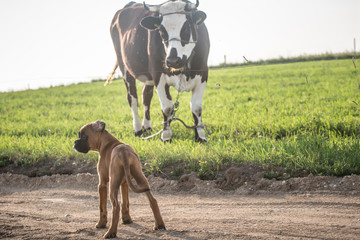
1, 59, 360, 179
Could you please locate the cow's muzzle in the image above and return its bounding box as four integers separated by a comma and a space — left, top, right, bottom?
166, 56, 186, 69
166, 48, 187, 69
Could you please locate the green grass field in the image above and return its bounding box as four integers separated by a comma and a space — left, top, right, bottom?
1, 59, 360, 179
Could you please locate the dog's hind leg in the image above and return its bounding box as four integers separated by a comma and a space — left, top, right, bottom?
144, 191, 166, 230
120, 182, 133, 224
104, 173, 123, 238
130, 163, 165, 230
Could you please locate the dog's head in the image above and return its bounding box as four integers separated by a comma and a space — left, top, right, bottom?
73, 120, 106, 153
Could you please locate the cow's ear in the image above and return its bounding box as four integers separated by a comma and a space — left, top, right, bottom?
192, 11, 206, 25
141, 16, 162, 30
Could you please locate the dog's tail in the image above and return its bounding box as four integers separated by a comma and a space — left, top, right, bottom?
104, 61, 118, 86
122, 150, 150, 194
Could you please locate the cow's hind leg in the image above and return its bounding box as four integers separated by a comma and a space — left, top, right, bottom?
123, 70, 143, 137
191, 80, 207, 142
111, 26, 141, 136
142, 83, 154, 133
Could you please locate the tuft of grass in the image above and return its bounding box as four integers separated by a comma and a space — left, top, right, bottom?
1, 58, 360, 179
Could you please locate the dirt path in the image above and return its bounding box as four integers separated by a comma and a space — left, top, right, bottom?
1, 173, 360, 240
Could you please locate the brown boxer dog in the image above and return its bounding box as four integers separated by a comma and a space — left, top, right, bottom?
73, 120, 165, 238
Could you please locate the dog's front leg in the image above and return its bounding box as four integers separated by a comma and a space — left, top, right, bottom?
96, 181, 108, 228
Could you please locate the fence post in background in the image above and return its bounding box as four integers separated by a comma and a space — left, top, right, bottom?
354, 38, 357, 59
243, 56, 249, 63
353, 38, 357, 70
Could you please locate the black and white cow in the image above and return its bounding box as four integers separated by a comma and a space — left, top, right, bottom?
107, 0, 210, 142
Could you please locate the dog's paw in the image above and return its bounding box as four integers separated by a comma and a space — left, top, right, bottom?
103, 231, 117, 239
154, 224, 166, 231
95, 222, 107, 229
122, 219, 133, 224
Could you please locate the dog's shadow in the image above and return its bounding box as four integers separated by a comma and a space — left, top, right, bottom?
113, 222, 201, 240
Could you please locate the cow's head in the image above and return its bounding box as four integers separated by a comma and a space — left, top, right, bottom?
141, 0, 206, 70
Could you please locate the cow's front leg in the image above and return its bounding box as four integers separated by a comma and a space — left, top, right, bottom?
156, 78, 173, 142
123, 71, 142, 136
142, 83, 154, 133
191, 80, 207, 142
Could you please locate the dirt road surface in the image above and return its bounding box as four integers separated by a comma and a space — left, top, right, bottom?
1, 172, 360, 240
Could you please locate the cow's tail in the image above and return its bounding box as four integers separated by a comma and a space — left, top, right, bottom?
122, 150, 150, 194
104, 61, 118, 86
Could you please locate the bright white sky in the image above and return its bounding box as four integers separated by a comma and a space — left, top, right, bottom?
0, 0, 359, 91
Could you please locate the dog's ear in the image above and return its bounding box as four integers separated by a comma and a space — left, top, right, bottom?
93, 120, 106, 132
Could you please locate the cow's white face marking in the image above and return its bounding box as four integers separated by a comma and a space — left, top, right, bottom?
159, 2, 196, 69
141, 1, 207, 70
161, 14, 195, 61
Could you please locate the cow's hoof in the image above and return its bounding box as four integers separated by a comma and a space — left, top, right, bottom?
140, 127, 153, 137
195, 137, 207, 143
162, 139, 172, 144
134, 129, 144, 137
161, 129, 172, 142
144, 127, 152, 133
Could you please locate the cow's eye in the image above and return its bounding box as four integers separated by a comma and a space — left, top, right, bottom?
180, 22, 191, 46
159, 25, 169, 44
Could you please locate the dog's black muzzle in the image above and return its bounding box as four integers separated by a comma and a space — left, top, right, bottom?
73, 139, 90, 153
